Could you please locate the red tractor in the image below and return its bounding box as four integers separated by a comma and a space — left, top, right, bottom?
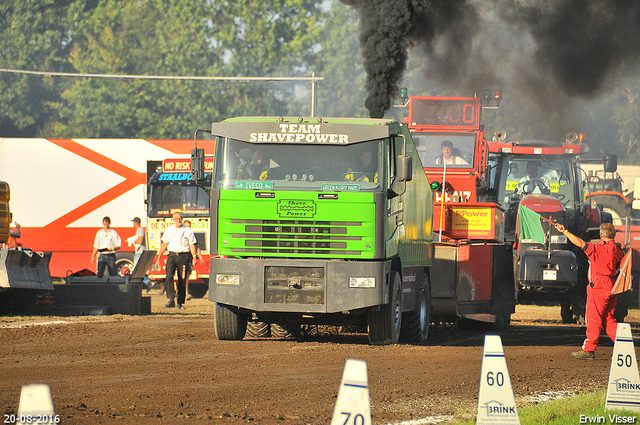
485, 133, 630, 323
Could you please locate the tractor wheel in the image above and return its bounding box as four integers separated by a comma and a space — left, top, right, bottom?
247, 321, 271, 338
568, 290, 586, 326
561, 293, 575, 323
400, 270, 431, 344
270, 323, 300, 339
214, 304, 247, 340
368, 271, 402, 345
187, 282, 208, 298
590, 194, 632, 225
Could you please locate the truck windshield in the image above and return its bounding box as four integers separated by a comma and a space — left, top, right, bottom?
213, 138, 384, 192
411, 133, 475, 168
148, 183, 210, 218
496, 156, 575, 209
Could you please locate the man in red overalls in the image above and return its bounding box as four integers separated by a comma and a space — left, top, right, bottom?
554, 222, 624, 360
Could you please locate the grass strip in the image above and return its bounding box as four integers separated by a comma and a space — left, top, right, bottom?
455, 389, 640, 424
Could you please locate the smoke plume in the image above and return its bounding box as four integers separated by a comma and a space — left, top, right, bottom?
343, 0, 640, 120
340, 0, 475, 118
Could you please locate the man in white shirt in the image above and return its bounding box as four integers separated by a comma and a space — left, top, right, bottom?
154, 211, 197, 309
516, 161, 551, 195
91, 216, 121, 277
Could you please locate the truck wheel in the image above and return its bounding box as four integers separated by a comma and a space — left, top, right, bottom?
368, 271, 402, 345
246, 321, 271, 338
590, 194, 632, 224
270, 323, 300, 339
400, 271, 431, 344
214, 304, 247, 340
115, 257, 134, 277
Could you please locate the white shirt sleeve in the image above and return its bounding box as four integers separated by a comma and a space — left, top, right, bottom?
113, 231, 121, 248
185, 228, 197, 246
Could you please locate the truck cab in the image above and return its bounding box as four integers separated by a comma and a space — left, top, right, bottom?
201, 116, 434, 345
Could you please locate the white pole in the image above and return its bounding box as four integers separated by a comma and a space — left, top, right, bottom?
311, 72, 318, 117
439, 161, 447, 242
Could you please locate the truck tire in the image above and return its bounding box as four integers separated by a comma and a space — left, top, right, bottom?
590, 194, 632, 224
270, 323, 300, 339
368, 271, 402, 345
115, 257, 135, 277
400, 271, 431, 344
214, 303, 247, 340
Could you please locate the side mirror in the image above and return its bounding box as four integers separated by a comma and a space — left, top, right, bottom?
397, 155, 413, 182
191, 148, 205, 181
603, 154, 617, 173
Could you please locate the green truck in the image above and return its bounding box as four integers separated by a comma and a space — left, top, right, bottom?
195, 117, 434, 345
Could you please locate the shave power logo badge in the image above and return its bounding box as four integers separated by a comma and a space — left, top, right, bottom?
277, 200, 317, 218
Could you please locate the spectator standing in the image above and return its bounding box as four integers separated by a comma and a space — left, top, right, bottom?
183, 219, 204, 301
91, 216, 121, 277
154, 212, 197, 309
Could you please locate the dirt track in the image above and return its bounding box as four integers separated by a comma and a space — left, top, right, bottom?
2, 293, 639, 425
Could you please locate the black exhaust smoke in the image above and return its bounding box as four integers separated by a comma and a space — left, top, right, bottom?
343, 0, 640, 118
516, 0, 640, 97
340, 0, 474, 118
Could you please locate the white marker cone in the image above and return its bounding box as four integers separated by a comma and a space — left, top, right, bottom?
17, 383, 55, 424
476, 335, 520, 425
605, 323, 640, 412
330, 359, 372, 425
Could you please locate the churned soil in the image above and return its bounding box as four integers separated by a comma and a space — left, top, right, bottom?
1, 293, 639, 425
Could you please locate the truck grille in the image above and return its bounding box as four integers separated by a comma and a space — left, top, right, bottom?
231, 219, 362, 255
264, 266, 325, 305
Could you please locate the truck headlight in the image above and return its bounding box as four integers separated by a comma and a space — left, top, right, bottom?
349, 277, 375, 288
216, 273, 240, 285
550, 235, 568, 244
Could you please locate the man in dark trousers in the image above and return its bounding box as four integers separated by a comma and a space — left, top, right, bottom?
154, 211, 197, 309
554, 222, 624, 359
90, 216, 121, 277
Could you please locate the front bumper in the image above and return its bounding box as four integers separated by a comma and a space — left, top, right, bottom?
209, 257, 392, 314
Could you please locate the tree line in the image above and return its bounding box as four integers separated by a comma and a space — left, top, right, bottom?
0, 0, 367, 139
